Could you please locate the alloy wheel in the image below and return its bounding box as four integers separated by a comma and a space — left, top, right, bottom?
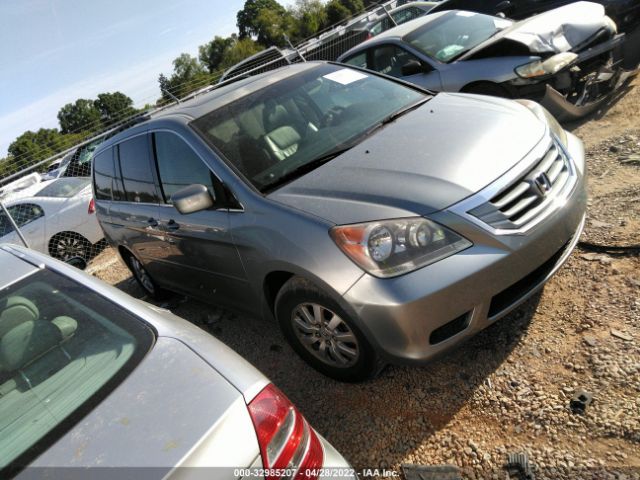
53, 234, 89, 261
130, 256, 155, 295
291, 303, 360, 368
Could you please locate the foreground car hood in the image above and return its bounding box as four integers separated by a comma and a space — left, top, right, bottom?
462, 1, 612, 57
270, 93, 545, 225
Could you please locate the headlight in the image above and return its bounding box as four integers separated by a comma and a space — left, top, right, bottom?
516, 99, 567, 147
330, 217, 472, 278
515, 52, 577, 79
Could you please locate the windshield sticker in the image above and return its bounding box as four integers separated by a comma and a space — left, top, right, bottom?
456, 11, 476, 17
494, 18, 512, 29
323, 69, 368, 85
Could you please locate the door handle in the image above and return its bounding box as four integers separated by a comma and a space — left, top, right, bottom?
147, 218, 158, 228
166, 219, 180, 231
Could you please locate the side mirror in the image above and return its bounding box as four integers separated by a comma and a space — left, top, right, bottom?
401, 59, 428, 76
172, 184, 214, 215
495, 0, 512, 14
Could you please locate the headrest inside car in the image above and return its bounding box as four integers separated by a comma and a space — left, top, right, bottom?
0, 318, 77, 372
0, 296, 40, 338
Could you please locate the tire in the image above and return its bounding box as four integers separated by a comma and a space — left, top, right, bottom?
124, 251, 169, 300
275, 276, 377, 382
461, 82, 512, 98
49, 232, 92, 262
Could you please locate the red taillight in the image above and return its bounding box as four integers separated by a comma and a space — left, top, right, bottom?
88, 198, 96, 214
248, 384, 324, 478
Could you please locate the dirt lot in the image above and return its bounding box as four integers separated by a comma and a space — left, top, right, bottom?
88, 77, 640, 479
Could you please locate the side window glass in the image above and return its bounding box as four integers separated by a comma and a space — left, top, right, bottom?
0, 212, 14, 237
343, 51, 368, 69
153, 132, 222, 206
8, 203, 44, 228
93, 149, 114, 201
372, 45, 421, 78
117, 135, 159, 204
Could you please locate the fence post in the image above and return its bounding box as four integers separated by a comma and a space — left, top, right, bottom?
0, 201, 29, 248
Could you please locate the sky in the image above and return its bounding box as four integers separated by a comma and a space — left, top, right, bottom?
0, 0, 295, 156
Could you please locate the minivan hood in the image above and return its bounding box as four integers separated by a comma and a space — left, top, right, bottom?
269, 92, 545, 225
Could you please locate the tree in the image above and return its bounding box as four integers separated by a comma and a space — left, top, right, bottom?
325, 0, 352, 25
94, 92, 137, 127
237, 0, 289, 44
254, 8, 295, 47
290, 0, 328, 41
157, 53, 211, 103
199, 36, 235, 73
340, 0, 365, 14
6, 128, 82, 173
57, 99, 102, 134
220, 38, 264, 70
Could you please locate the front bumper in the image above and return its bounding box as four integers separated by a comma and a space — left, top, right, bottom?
508, 33, 630, 121
341, 133, 587, 364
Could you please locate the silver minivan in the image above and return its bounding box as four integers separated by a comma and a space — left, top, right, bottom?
93, 62, 587, 382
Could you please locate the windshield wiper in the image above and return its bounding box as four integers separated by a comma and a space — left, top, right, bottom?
260, 146, 354, 193
379, 97, 431, 126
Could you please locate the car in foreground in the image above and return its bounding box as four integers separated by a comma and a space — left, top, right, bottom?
338, 2, 632, 120
93, 62, 586, 382
0, 245, 352, 478
0, 177, 103, 262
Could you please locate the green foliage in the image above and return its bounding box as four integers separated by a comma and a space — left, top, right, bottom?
237, 0, 289, 44
220, 38, 264, 70
340, 0, 365, 14
158, 53, 212, 104
94, 92, 137, 127
325, 0, 352, 25
5, 129, 83, 175
199, 36, 236, 73
254, 8, 295, 47
290, 0, 329, 41
57, 99, 102, 135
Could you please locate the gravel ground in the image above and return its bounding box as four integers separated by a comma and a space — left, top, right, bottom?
87, 78, 640, 479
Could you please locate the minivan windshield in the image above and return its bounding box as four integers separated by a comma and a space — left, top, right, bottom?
191, 64, 427, 192
406, 12, 512, 62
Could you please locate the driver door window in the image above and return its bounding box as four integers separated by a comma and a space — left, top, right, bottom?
372, 45, 422, 78
152, 131, 223, 207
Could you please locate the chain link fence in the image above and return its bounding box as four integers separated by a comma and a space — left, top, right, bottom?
0, 0, 422, 268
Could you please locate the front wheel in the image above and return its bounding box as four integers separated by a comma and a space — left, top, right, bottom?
275, 277, 378, 382
126, 253, 169, 300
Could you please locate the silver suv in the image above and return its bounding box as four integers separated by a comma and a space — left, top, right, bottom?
92, 62, 587, 382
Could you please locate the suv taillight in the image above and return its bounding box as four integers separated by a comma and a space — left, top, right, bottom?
248, 384, 323, 478
88, 198, 96, 214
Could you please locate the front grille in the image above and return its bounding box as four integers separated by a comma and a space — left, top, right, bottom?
469, 140, 574, 231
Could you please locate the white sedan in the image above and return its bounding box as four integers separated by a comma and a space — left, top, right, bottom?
0, 177, 104, 261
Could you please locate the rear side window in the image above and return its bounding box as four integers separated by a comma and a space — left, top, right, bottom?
0, 269, 153, 476
343, 50, 368, 68
93, 149, 115, 201
117, 135, 159, 203
36, 178, 90, 199
393, 6, 425, 24
153, 132, 222, 205
4, 204, 44, 234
